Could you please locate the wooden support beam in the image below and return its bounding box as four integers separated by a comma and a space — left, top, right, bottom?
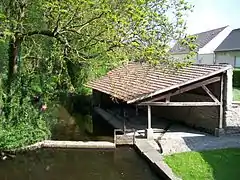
219, 75, 224, 129
139, 102, 220, 106
135, 105, 139, 116
146, 76, 221, 103
166, 96, 170, 102
201, 85, 220, 103
147, 105, 151, 129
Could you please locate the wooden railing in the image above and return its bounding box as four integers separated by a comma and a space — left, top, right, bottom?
114, 129, 136, 145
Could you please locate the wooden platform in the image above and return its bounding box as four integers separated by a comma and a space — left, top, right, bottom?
115, 134, 135, 145
114, 128, 136, 145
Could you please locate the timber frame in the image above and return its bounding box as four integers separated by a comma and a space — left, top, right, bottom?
137, 76, 222, 106
137, 75, 225, 138
88, 62, 233, 138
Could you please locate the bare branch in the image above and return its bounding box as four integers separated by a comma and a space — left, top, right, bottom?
69, 12, 105, 29
78, 30, 106, 51
53, 14, 61, 35
64, 7, 80, 28
24, 30, 54, 37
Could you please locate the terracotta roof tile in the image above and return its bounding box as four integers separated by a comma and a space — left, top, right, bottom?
86, 62, 231, 103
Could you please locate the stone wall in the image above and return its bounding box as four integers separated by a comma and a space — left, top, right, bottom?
149, 81, 221, 133
151, 91, 219, 133
224, 103, 240, 134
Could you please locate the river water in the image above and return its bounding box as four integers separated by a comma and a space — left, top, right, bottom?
0, 147, 160, 180
0, 104, 162, 180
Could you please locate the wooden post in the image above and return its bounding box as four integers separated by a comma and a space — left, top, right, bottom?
219, 74, 224, 129
166, 96, 170, 102
135, 105, 139, 116
148, 105, 151, 129
146, 105, 154, 139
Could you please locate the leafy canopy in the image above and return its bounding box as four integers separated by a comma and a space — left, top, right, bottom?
0, 0, 195, 149
0, 0, 195, 75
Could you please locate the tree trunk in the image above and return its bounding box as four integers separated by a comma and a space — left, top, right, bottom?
4, 37, 22, 118
8, 37, 21, 86
64, 46, 77, 88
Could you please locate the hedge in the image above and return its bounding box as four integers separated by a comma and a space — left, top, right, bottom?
233, 69, 240, 87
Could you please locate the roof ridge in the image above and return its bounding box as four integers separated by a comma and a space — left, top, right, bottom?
215, 27, 240, 52
192, 26, 228, 36
192, 63, 230, 67
232, 28, 240, 31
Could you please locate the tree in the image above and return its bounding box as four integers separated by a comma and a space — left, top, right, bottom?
0, 0, 195, 88
0, 0, 195, 149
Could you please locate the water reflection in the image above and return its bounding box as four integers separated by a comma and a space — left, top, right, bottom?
51, 105, 113, 142
0, 147, 161, 180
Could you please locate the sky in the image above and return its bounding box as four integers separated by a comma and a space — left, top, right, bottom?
186, 0, 240, 34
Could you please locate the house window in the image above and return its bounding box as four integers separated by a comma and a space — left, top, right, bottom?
235, 57, 240, 68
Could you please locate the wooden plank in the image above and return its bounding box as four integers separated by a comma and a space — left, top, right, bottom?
139, 102, 220, 106
145, 76, 221, 103
219, 75, 224, 128
202, 85, 220, 103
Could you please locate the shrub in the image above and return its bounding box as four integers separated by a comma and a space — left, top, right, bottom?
0, 75, 57, 150
233, 69, 240, 87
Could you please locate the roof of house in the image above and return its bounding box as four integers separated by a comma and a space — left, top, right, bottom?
86, 62, 231, 104
170, 26, 228, 54
215, 28, 240, 52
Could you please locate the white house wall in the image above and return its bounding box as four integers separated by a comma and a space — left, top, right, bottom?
172, 53, 197, 63
198, 53, 214, 64
215, 51, 240, 67
172, 53, 214, 64
199, 26, 232, 54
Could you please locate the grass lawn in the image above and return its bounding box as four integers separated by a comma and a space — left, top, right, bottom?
233, 87, 240, 101
164, 148, 240, 180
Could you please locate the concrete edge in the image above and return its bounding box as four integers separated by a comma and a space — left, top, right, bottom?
4, 140, 116, 153
134, 144, 181, 180
42, 140, 116, 149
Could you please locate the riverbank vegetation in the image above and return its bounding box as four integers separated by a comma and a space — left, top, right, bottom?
233, 87, 240, 101
233, 69, 240, 101
0, 0, 195, 150
165, 148, 240, 180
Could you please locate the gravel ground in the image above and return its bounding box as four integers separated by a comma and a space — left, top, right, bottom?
159, 124, 240, 155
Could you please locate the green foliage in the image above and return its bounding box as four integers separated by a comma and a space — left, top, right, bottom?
233, 69, 240, 87
0, 0, 195, 83
0, 118, 50, 150
165, 148, 240, 180
0, 41, 8, 73
179, 35, 198, 60
0, 0, 195, 149
0, 73, 58, 150
233, 87, 240, 101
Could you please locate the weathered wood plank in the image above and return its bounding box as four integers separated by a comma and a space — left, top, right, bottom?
144, 76, 221, 103
219, 75, 224, 128
202, 85, 220, 103
138, 102, 220, 106
115, 135, 134, 145
166, 96, 170, 102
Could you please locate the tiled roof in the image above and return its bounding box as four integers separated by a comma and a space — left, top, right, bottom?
86, 62, 231, 103
170, 26, 227, 54
215, 28, 240, 52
